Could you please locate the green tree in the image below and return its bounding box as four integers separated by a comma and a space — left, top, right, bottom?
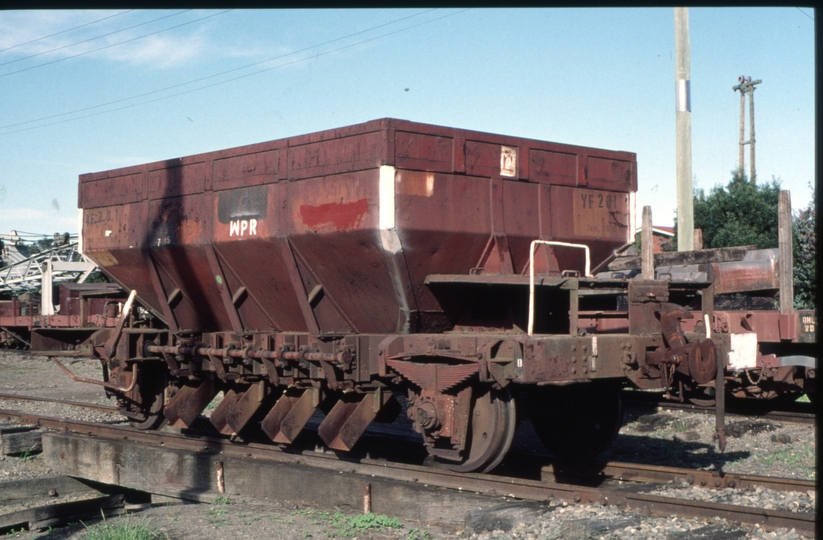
673, 170, 815, 309
793, 190, 816, 309
26, 237, 54, 255
693, 171, 781, 250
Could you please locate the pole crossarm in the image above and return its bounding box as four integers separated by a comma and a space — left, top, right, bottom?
732, 79, 762, 93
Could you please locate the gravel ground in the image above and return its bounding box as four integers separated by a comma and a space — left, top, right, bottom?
0, 351, 816, 539
606, 404, 816, 481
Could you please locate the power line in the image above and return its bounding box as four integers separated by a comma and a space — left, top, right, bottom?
0, 11, 228, 80
0, 10, 135, 54
0, 8, 449, 133
795, 7, 814, 21
0, 10, 192, 69
0, 10, 232, 81
3, 9, 469, 135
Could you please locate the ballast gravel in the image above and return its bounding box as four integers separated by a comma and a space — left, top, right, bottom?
0, 351, 816, 539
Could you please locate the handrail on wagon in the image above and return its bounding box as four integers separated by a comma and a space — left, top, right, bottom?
528, 240, 591, 336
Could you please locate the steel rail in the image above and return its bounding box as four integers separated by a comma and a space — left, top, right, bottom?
622, 392, 816, 425
542, 461, 817, 493
0, 393, 118, 413
0, 409, 814, 536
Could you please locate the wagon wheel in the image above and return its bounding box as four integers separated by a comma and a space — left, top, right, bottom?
529, 382, 623, 461
439, 386, 517, 473
685, 386, 716, 407
117, 362, 169, 430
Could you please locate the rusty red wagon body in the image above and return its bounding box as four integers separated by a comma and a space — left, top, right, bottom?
65, 118, 728, 471
79, 118, 636, 336
0, 283, 125, 351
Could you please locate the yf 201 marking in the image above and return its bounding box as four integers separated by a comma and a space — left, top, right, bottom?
580, 193, 619, 210
230, 219, 258, 237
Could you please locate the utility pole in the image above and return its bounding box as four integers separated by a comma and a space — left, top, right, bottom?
732, 76, 762, 182
675, 7, 693, 251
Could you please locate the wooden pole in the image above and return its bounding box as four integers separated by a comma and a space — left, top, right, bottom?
363, 483, 372, 514
749, 84, 757, 182
675, 8, 694, 251
739, 88, 745, 173
642, 206, 654, 279
732, 77, 762, 182
693, 228, 703, 250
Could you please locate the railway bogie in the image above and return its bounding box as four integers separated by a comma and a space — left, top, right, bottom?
87, 269, 723, 470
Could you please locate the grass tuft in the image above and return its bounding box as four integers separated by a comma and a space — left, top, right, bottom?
82, 514, 167, 540
212, 494, 232, 505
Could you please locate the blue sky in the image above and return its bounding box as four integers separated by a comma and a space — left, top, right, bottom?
0, 8, 815, 238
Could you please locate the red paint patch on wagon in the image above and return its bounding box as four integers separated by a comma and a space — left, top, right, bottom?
299, 198, 370, 231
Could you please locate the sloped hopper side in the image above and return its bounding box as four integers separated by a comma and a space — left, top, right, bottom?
78, 118, 635, 336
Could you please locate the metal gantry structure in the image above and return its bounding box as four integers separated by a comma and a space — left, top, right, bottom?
0, 234, 97, 315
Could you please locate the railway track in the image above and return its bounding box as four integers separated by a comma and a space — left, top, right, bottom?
1, 389, 814, 424
622, 390, 816, 425
0, 393, 118, 414
0, 408, 815, 537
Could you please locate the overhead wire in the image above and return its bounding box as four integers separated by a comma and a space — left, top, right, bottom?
0, 8, 435, 131
0, 10, 135, 54
795, 7, 814, 21
0, 11, 230, 80
0, 231, 55, 239
0, 10, 192, 69
0, 9, 464, 135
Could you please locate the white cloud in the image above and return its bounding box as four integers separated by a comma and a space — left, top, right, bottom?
0, 11, 110, 51
0, 11, 230, 70
0, 10, 337, 77
221, 41, 294, 60
103, 32, 209, 68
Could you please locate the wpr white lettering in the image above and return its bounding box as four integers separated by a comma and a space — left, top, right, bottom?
229, 219, 258, 237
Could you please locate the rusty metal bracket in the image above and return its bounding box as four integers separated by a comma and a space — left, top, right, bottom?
642, 304, 718, 391
319, 359, 339, 388
52, 357, 138, 393
387, 358, 479, 393
161, 352, 181, 376
336, 346, 354, 371
102, 289, 136, 361
657, 303, 692, 348
260, 355, 280, 386
145, 339, 181, 376
629, 280, 669, 304
208, 350, 229, 382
